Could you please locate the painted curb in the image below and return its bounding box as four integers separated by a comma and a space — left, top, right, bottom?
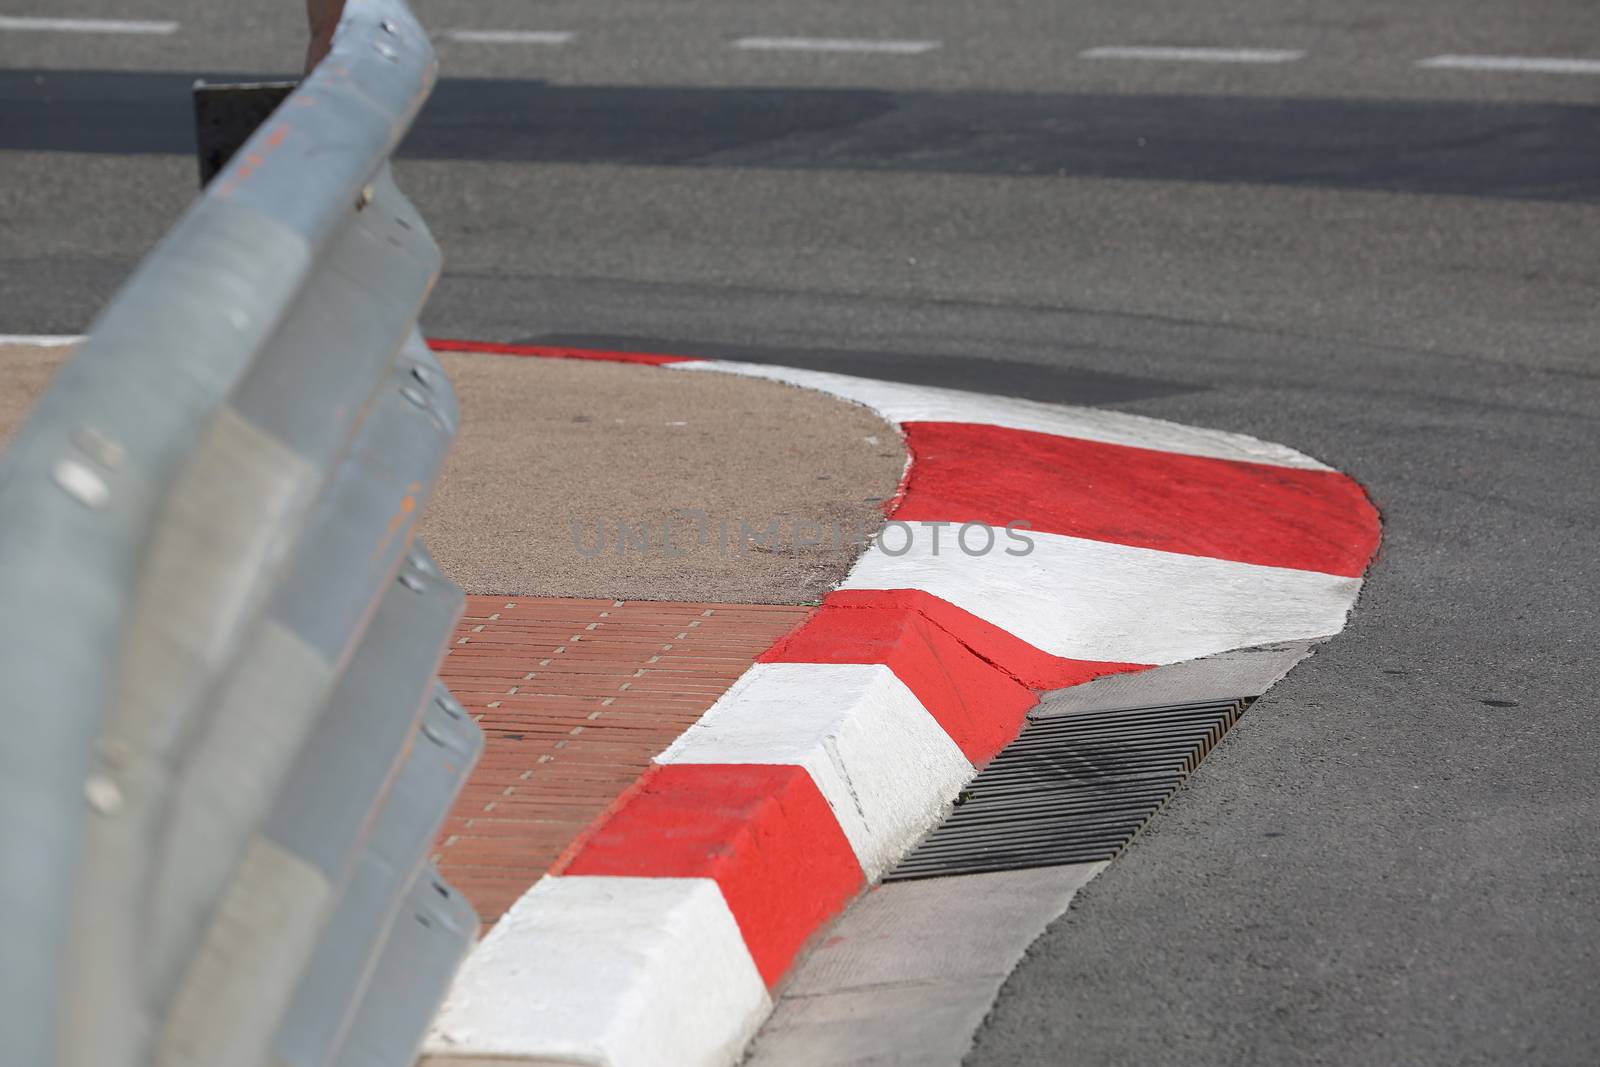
412, 340, 1382, 1067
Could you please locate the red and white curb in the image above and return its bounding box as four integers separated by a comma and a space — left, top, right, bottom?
4, 335, 1379, 1066
420, 342, 1380, 1067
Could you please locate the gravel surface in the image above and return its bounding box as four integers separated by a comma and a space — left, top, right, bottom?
425, 352, 902, 601
0, 343, 906, 603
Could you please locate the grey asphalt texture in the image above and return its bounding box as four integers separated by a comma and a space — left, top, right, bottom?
2, 1, 1598, 1063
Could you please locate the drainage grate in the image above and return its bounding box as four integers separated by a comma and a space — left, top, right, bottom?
885, 698, 1251, 881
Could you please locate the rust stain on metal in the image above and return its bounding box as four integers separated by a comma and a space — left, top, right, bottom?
372, 482, 425, 563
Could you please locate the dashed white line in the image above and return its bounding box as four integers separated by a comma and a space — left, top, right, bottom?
1082, 45, 1305, 64
0, 15, 178, 35
1418, 54, 1600, 75
443, 29, 575, 45
0, 334, 85, 347
734, 36, 940, 55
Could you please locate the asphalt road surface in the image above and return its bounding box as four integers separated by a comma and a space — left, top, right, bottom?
3, 1, 1598, 1064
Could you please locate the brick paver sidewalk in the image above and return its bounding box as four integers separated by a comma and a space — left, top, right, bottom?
434, 595, 810, 924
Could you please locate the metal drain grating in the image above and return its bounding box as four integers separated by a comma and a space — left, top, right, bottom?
885, 698, 1251, 881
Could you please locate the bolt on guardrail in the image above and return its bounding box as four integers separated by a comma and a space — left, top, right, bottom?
0, 4, 481, 1067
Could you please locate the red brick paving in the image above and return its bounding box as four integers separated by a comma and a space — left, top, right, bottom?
433, 595, 811, 925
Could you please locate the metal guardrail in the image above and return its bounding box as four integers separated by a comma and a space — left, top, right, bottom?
0, 3, 482, 1066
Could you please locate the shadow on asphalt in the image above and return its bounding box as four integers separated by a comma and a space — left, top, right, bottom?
522, 334, 1203, 406
4, 68, 1599, 202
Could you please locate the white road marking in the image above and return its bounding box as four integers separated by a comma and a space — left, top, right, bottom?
1082, 45, 1305, 64
0, 15, 177, 35
0, 334, 84, 346
1418, 54, 1600, 75
443, 29, 574, 45
734, 36, 940, 55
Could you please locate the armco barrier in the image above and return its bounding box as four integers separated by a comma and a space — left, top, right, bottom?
0, 4, 482, 1067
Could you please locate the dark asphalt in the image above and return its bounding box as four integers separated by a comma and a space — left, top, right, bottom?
7, 68, 1600, 201
3, 1, 1599, 1064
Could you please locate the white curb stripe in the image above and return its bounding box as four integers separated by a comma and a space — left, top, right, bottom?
841, 528, 1361, 664
673, 361, 1331, 470
659, 663, 974, 881
426, 875, 769, 1067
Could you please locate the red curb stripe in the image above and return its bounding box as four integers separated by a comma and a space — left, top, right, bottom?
760, 599, 1037, 765
776, 589, 1148, 693
895, 421, 1381, 577
427, 338, 701, 365
561, 762, 865, 987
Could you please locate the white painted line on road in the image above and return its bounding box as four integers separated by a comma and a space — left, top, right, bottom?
443, 29, 575, 45
1082, 45, 1305, 64
0, 334, 84, 347
0, 15, 178, 35
1418, 54, 1600, 75
734, 36, 940, 55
